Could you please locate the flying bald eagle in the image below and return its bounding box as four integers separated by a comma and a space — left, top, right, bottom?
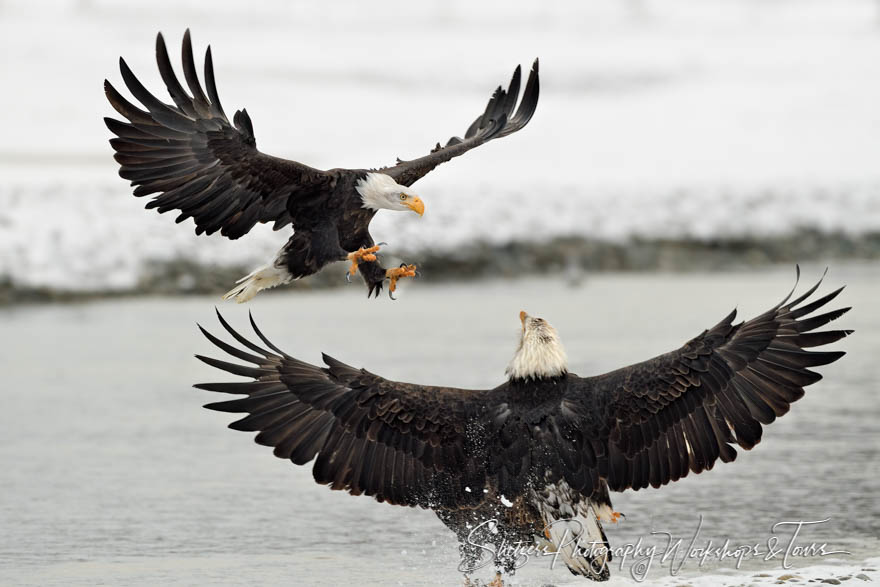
194, 269, 849, 584
104, 31, 539, 301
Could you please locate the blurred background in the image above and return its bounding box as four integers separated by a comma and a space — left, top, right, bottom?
2, 0, 880, 297
0, 1, 878, 586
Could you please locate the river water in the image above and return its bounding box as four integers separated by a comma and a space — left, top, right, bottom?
1, 265, 877, 585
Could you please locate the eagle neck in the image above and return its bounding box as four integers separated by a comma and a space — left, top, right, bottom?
356, 172, 397, 211
505, 329, 569, 382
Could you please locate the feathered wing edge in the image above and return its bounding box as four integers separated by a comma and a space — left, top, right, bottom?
193, 310, 488, 508
384, 59, 540, 187
588, 267, 852, 494
104, 30, 328, 238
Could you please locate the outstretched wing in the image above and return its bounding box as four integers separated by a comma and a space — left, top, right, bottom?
383, 60, 539, 187
104, 30, 334, 239
195, 311, 489, 508
548, 269, 850, 497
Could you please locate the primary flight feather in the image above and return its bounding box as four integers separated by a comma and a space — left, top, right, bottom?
104, 30, 539, 300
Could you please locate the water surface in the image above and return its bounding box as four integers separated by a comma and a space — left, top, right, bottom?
1, 265, 877, 585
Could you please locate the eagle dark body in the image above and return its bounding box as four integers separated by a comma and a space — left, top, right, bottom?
272, 171, 378, 280
195, 271, 850, 580
104, 30, 540, 298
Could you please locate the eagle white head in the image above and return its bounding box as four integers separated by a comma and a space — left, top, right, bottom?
356, 172, 425, 216
505, 311, 569, 381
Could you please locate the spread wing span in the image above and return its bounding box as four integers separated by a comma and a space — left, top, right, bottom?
195, 270, 849, 508
556, 268, 851, 495
195, 310, 488, 508
104, 30, 333, 239
384, 59, 540, 187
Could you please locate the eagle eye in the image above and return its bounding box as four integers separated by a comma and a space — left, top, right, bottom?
399, 193, 407, 200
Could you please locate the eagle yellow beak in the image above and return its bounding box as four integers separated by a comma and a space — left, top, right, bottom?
520, 310, 528, 330
405, 197, 425, 217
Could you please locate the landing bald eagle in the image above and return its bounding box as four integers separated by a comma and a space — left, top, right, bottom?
104, 31, 539, 300
194, 269, 849, 583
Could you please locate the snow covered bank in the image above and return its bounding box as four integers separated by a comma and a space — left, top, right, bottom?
1, 179, 879, 300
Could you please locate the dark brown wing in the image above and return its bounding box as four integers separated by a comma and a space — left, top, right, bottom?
383, 59, 539, 188
556, 268, 850, 496
195, 311, 490, 508
104, 30, 334, 239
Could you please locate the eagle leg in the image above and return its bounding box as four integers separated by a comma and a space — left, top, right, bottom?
386, 263, 417, 299
347, 245, 381, 276
487, 571, 504, 587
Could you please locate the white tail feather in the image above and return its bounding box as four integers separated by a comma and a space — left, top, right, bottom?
541, 505, 610, 580
222, 262, 292, 303
534, 483, 611, 581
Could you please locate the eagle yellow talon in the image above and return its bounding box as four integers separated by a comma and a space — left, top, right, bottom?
347, 245, 381, 275
488, 572, 504, 587
611, 511, 624, 523
386, 264, 417, 293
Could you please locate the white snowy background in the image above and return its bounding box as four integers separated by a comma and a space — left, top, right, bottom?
2, 0, 880, 290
